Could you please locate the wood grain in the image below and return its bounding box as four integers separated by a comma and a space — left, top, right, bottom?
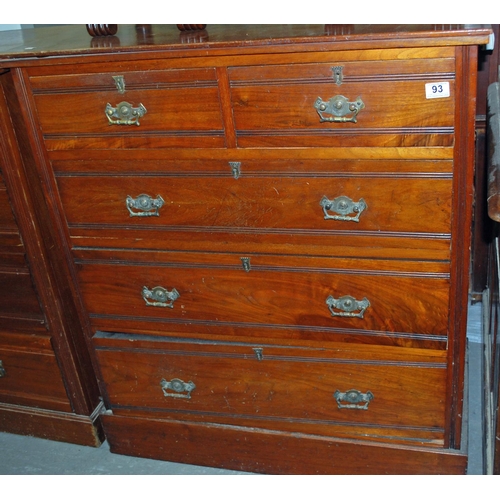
0, 335, 72, 411
0, 24, 490, 472
0, 401, 104, 446
76, 260, 450, 337
56, 175, 452, 234
102, 413, 467, 474
94, 334, 447, 434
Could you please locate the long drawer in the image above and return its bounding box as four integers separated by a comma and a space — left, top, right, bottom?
93, 332, 448, 444
56, 174, 452, 235
54, 157, 453, 260
228, 57, 455, 148
75, 256, 450, 343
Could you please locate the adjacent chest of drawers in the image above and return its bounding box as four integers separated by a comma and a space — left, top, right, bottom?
0, 80, 103, 445
0, 24, 492, 474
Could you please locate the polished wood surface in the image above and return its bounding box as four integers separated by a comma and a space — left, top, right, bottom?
0, 333, 72, 412
94, 333, 448, 444
102, 413, 467, 475
56, 175, 452, 234
0, 65, 104, 446
0, 24, 492, 473
76, 259, 450, 346
0, 25, 491, 63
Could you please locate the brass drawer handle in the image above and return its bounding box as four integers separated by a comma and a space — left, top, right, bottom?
320, 195, 367, 222
334, 389, 374, 410
314, 95, 364, 123
0, 360, 5, 378
326, 295, 370, 319
126, 194, 165, 217
160, 378, 196, 399
105, 101, 147, 126
142, 286, 180, 308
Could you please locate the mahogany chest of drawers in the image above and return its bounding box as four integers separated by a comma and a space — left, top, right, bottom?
0, 24, 492, 474
0, 74, 103, 444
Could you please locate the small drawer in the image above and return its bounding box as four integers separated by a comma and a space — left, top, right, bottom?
30, 67, 218, 93
0, 269, 44, 320
30, 68, 224, 149
0, 178, 25, 265
76, 258, 450, 342
0, 231, 25, 266
0, 184, 18, 230
93, 333, 448, 440
0, 333, 71, 411
0, 248, 27, 269
228, 59, 455, 148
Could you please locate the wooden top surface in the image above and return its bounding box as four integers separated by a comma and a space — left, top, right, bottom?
0, 24, 493, 67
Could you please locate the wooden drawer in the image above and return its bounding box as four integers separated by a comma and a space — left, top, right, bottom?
31, 68, 224, 149
0, 248, 26, 270
0, 269, 44, 321
56, 173, 452, 236
229, 58, 455, 148
93, 333, 448, 443
0, 176, 26, 268
75, 257, 450, 343
54, 158, 453, 261
0, 230, 25, 268
0, 332, 71, 411
0, 182, 17, 230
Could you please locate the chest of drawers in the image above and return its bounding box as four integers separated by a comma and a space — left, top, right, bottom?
0, 24, 492, 474
0, 84, 103, 444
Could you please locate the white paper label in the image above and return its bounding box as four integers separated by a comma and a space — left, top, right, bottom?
425, 82, 450, 99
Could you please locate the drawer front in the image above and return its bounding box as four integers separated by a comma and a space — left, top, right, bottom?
54, 158, 453, 260
76, 260, 450, 339
0, 248, 26, 269
0, 334, 71, 411
0, 269, 44, 320
31, 68, 224, 148
56, 174, 452, 235
0, 176, 25, 267
0, 183, 17, 230
229, 59, 455, 148
30, 67, 219, 92
67, 225, 451, 262
93, 334, 447, 436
